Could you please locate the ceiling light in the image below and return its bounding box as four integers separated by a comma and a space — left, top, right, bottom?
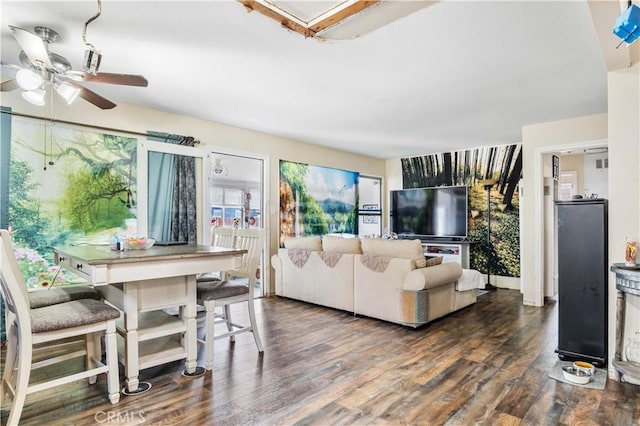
21, 89, 46, 106
55, 82, 81, 104
16, 68, 43, 91
213, 159, 229, 176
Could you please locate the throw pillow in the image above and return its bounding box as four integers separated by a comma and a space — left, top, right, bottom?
425, 256, 443, 267
322, 235, 362, 254
361, 238, 426, 268
284, 236, 322, 251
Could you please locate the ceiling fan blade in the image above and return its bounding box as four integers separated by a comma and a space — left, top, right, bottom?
72, 83, 117, 109
1, 79, 19, 92
81, 72, 148, 87
9, 25, 52, 69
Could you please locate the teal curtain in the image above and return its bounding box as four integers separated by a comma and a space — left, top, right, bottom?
0, 107, 11, 341
146, 132, 196, 243
148, 151, 175, 242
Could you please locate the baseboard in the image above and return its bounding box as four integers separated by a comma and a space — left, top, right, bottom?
485, 274, 520, 290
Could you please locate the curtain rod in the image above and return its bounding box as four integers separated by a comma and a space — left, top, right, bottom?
0, 109, 199, 143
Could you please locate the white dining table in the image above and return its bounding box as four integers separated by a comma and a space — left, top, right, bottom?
54, 244, 245, 393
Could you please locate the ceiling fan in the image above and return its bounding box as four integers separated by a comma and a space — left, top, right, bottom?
0, 25, 148, 110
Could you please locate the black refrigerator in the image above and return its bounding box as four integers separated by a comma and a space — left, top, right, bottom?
555, 199, 608, 366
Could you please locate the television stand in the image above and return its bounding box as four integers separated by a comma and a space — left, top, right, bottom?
421, 240, 472, 268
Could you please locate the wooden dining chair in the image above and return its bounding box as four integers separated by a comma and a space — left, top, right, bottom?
196, 228, 264, 370
0, 230, 121, 426
2, 231, 102, 309
197, 226, 237, 284
210, 226, 236, 248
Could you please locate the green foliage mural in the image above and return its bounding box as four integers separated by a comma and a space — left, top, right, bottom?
279, 160, 358, 246
402, 144, 522, 278
467, 184, 521, 277
8, 155, 68, 254
4, 117, 137, 289
61, 168, 132, 231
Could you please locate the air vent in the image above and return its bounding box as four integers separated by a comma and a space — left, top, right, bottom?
595, 158, 609, 169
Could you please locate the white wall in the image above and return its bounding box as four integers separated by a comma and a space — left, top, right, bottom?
1, 91, 386, 294
521, 113, 608, 307
520, 62, 639, 377
560, 153, 585, 197
583, 152, 609, 199
608, 62, 640, 376
385, 160, 403, 234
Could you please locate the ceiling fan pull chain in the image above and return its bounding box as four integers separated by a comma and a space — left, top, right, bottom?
43, 90, 55, 170
49, 117, 55, 167
43, 120, 47, 171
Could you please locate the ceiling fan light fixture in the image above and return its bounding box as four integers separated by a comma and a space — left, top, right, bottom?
83, 48, 102, 75
21, 88, 46, 106
55, 82, 81, 104
16, 68, 43, 91
8, 23, 147, 110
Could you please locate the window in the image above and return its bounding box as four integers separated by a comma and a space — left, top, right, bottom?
558, 170, 578, 201
358, 175, 382, 237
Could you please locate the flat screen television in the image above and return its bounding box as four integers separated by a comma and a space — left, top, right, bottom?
390, 186, 468, 240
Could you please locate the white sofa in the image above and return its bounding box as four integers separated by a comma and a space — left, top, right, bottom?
271, 236, 478, 327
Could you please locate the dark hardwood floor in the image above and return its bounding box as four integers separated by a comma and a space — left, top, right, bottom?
2, 289, 639, 425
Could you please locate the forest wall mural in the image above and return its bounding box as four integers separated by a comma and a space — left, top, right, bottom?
279, 160, 358, 246
1, 115, 138, 289
401, 143, 522, 278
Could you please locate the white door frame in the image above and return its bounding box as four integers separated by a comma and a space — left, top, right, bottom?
207, 146, 270, 297
533, 139, 607, 306
137, 140, 211, 244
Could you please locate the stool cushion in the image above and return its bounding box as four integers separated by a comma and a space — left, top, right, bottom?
30, 299, 121, 333
196, 274, 222, 283
197, 281, 249, 301
29, 286, 102, 309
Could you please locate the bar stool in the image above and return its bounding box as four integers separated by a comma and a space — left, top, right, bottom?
197, 228, 264, 370
0, 230, 121, 425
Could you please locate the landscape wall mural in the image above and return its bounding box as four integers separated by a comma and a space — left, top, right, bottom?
1, 115, 138, 289
279, 160, 358, 246
401, 143, 522, 278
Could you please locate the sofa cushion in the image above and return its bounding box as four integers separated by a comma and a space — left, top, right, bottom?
322, 235, 362, 254
284, 236, 322, 251
361, 238, 426, 268
425, 256, 443, 267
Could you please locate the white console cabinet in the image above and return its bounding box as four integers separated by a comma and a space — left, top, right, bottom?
421, 241, 471, 268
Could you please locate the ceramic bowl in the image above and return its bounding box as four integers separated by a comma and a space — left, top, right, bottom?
573, 361, 595, 375
562, 366, 592, 384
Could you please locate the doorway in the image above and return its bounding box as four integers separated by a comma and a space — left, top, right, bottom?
209, 152, 268, 298
534, 140, 608, 305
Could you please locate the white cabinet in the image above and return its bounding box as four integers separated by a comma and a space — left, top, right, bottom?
421, 241, 471, 268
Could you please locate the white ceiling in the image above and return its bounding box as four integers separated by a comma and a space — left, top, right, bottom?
0, 1, 609, 160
